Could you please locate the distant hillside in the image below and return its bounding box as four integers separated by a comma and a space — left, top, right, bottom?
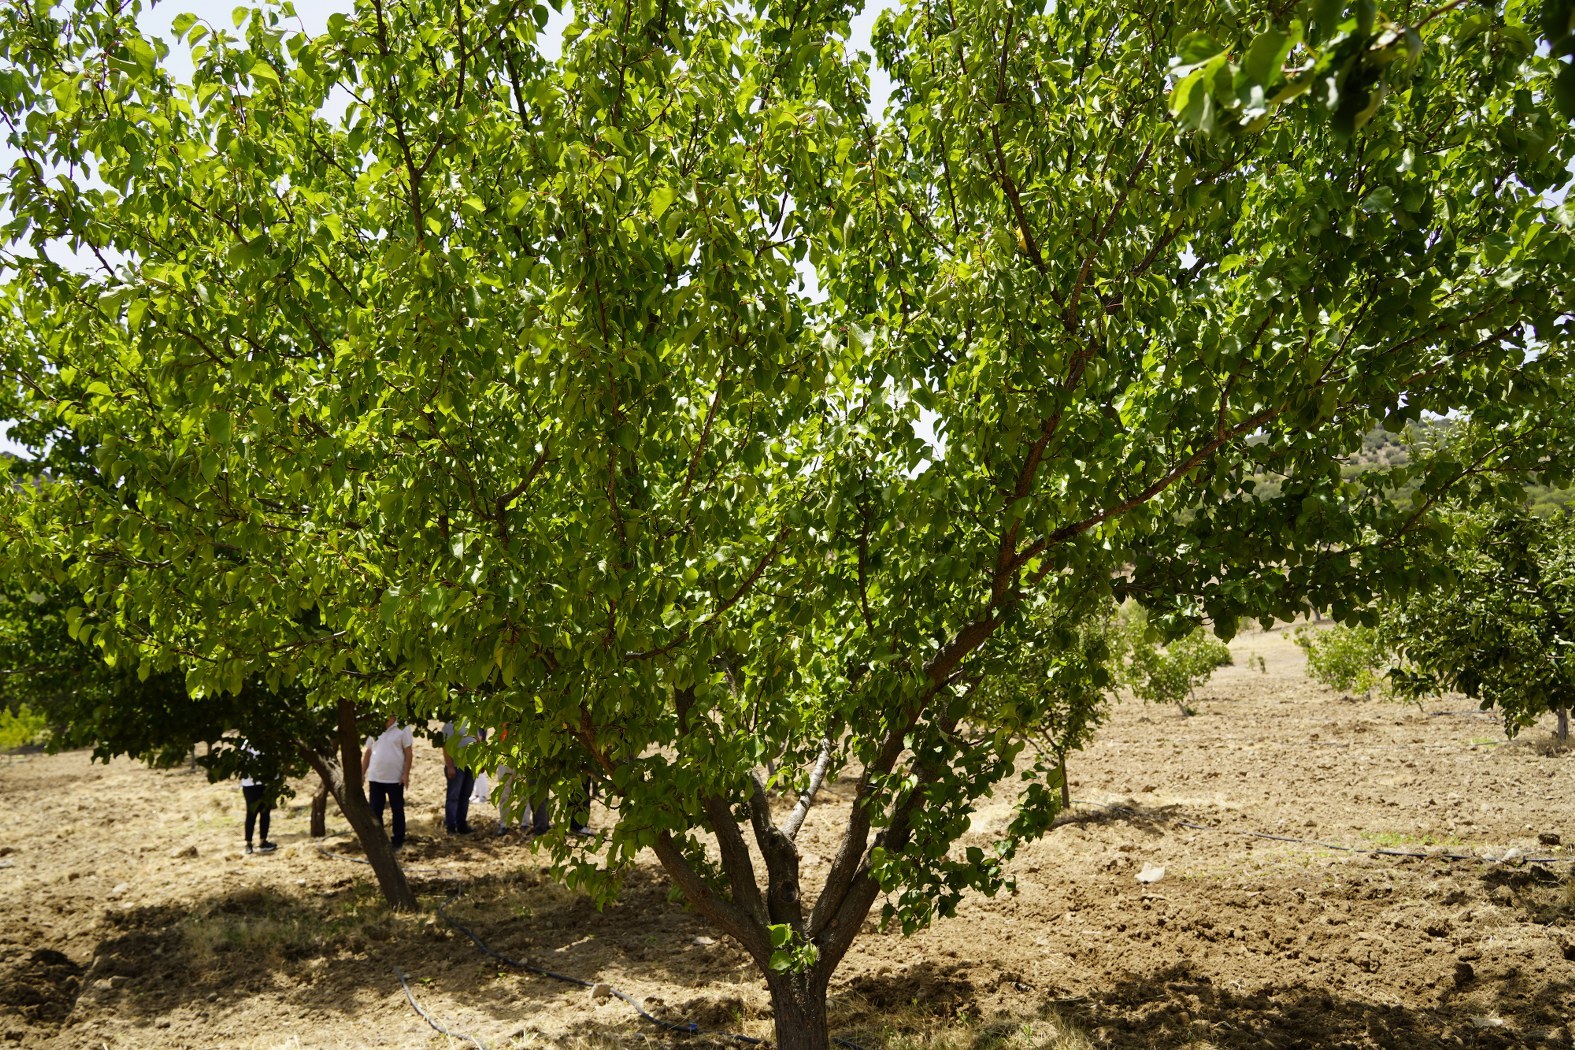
1250, 422, 1572, 515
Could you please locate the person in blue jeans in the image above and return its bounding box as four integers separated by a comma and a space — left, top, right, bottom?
361, 716, 414, 848
442, 719, 484, 834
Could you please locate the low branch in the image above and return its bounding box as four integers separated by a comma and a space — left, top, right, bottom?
780, 739, 833, 842
652, 832, 771, 966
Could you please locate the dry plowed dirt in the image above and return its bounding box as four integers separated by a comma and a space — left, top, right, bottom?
2, 630, 1572, 1048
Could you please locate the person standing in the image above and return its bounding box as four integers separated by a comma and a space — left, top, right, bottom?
239, 742, 279, 855
361, 715, 414, 848
441, 719, 484, 835
492, 724, 549, 836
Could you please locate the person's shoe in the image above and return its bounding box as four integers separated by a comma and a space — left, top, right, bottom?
257, 841, 278, 854
457, 825, 475, 835
245, 843, 254, 855
570, 826, 595, 838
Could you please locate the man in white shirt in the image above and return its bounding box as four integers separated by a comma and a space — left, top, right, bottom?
361, 716, 415, 848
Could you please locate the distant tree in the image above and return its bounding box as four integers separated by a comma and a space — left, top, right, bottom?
1120, 606, 1233, 717
971, 593, 1119, 814
1389, 512, 1575, 745
1295, 623, 1394, 698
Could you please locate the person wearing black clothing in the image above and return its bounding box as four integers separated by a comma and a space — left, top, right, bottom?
239, 743, 279, 855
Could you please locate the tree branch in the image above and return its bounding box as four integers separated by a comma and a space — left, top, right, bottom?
780, 738, 832, 842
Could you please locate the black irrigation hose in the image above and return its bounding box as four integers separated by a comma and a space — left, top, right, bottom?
319, 845, 871, 1048
437, 890, 872, 1048
436, 890, 764, 1043
392, 965, 488, 1049
1068, 798, 1575, 865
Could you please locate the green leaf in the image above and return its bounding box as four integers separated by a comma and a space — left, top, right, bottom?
1553, 63, 1575, 120
1243, 28, 1292, 85
1172, 31, 1227, 74
649, 185, 676, 220
1359, 187, 1396, 214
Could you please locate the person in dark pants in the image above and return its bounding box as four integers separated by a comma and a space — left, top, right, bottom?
239, 743, 278, 855
361, 715, 414, 848
442, 719, 484, 834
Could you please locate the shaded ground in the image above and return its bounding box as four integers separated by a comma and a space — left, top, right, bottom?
1, 629, 1572, 1048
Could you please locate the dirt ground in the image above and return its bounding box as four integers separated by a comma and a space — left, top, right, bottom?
2, 628, 1572, 1049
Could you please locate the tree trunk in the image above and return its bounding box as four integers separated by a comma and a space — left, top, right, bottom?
1057, 755, 1071, 809
765, 966, 831, 1050
1557, 707, 1569, 746
310, 776, 329, 838
298, 699, 416, 910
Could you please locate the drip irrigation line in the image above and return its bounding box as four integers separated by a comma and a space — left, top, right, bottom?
321, 845, 870, 1049
1069, 798, 1574, 865
392, 965, 488, 1049
436, 890, 763, 1044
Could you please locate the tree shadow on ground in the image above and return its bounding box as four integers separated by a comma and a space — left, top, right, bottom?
1052, 963, 1575, 1049
33, 850, 768, 1047
1054, 799, 1201, 838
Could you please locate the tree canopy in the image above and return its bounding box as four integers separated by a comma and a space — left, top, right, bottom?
2, 0, 1573, 1043
1389, 511, 1575, 741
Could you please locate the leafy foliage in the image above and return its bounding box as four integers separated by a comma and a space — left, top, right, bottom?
1170, 0, 1575, 135
1120, 607, 1233, 716
1388, 512, 1575, 738
1294, 623, 1394, 697
0, 703, 45, 750
0, 568, 320, 787
1, 0, 1572, 1042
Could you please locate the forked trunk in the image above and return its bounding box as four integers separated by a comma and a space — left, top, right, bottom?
765, 966, 832, 1050
298, 699, 416, 910
309, 776, 329, 838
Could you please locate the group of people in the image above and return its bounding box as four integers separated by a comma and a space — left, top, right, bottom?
238, 716, 595, 854
358, 715, 594, 849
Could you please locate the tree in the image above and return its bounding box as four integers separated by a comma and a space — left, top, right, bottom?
1121, 607, 1234, 718
0, 563, 416, 901
969, 593, 1119, 810
2, 0, 1573, 1043
1295, 622, 1394, 697
1389, 512, 1575, 745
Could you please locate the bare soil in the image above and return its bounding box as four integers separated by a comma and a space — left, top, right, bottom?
2, 629, 1572, 1049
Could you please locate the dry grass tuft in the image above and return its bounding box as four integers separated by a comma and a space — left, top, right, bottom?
180, 882, 411, 975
